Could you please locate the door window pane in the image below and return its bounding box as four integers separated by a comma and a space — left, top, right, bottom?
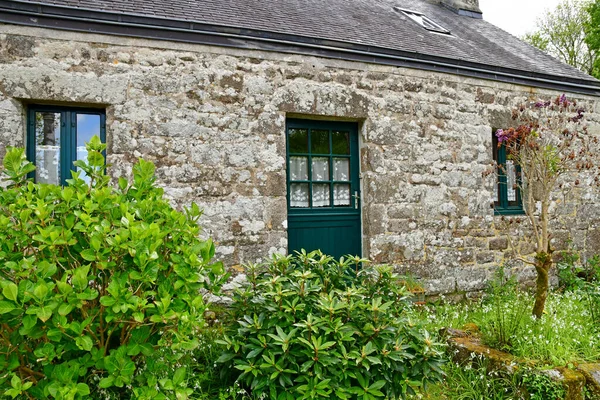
35, 112, 61, 185
334, 184, 351, 207
289, 156, 308, 181
332, 131, 350, 154
312, 157, 330, 181
290, 183, 309, 208
289, 128, 308, 153
333, 158, 350, 181
311, 129, 330, 154
312, 184, 330, 208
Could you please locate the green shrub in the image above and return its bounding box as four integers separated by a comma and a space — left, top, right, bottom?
217, 251, 445, 399
0, 138, 224, 399
482, 267, 530, 351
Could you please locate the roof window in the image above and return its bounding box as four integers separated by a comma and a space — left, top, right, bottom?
395, 8, 451, 35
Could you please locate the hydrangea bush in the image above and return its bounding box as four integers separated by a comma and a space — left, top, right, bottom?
0, 138, 224, 399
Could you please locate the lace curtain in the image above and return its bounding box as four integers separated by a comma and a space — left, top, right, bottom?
289, 157, 351, 208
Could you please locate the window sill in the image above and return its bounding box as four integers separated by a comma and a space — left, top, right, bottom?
494, 208, 526, 216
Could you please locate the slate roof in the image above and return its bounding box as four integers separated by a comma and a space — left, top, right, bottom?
4, 0, 600, 88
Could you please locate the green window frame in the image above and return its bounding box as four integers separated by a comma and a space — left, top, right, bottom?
26, 105, 106, 186
493, 133, 524, 215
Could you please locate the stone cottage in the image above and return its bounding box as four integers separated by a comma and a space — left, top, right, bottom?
1, 0, 599, 294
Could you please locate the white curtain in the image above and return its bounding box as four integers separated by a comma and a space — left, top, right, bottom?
333, 158, 349, 181
506, 160, 516, 201
312, 158, 329, 181
290, 183, 309, 208
334, 185, 350, 206
313, 184, 330, 207
36, 146, 60, 185
289, 157, 308, 181
289, 156, 351, 208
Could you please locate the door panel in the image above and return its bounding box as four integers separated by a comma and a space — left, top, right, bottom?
286, 119, 361, 259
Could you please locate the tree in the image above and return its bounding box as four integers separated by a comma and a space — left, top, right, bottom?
523, 0, 599, 79
496, 95, 599, 318
586, 0, 600, 76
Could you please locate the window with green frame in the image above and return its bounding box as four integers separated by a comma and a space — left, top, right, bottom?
27, 106, 106, 186
492, 132, 524, 215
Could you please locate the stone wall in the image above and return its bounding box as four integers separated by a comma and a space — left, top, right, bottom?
1, 25, 599, 294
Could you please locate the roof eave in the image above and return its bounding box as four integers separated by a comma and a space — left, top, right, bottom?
1, 0, 600, 96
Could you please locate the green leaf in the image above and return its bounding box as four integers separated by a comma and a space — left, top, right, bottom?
58, 303, 74, 316
99, 376, 114, 389
10, 374, 21, 389
0, 301, 17, 314
72, 265, 90, 291
76, 383, 90, 396
216, 353, 236, 363
2, 283, 18, 302
80, 249, 96, 262
76, 335, 94, 351
36, 307, 52, 323
173, 367, 186, 386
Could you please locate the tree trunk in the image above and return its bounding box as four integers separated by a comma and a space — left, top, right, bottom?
532, 252, 552, 318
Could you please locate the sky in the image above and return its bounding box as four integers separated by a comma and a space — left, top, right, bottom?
478, 0, 564, 37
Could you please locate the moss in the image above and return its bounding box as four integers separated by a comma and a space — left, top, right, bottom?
555, 367, 586, 400
577, 364, 600, 397
447, 331, 590, 400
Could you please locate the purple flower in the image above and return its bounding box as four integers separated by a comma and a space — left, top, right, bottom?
534, 101, 545, 108
496, 129, 508, 143
559, 94, 568, 106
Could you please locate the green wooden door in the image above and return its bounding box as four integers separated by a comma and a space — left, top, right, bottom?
286, 119, 362, 259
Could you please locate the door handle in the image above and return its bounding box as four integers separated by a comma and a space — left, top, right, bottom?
353, 191, 360, 209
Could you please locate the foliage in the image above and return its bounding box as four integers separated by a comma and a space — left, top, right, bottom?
482, 268, 529, 351
586, 0, 600, 76
418, 360, 567, 400
557, 252, 600, 291
523, 0, 599, 79
217, 251, 446, 399
518, 369, 566, 400
415, 288, 600, 366
0, 139, 224, 399
188, 308, 239, 399
496, 94, 599, 317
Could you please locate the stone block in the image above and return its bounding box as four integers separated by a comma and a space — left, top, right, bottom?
576, 364, 600, 397
489, 237, 508, 250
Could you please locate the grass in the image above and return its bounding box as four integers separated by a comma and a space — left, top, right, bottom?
415, 289, 600, 366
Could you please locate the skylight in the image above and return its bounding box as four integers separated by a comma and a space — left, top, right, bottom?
395, 7, 451, 35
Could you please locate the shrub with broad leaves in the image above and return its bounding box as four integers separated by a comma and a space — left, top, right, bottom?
217, 251, 445, 399
0, 137, 224, 399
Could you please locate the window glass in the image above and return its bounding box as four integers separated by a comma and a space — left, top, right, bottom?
312, 158, 330, 181
289, 157, 308, 181
333, 158, 350, 181
506, 160, 517, 202
312, 184, 330, 208
493, 132, 523, 214
332, 131, 350, 154
289, 128, 308, 153
35, 112, 61, 185
334, 184, 351, 207
311, 129, 330, 154
290, 183, 309, 208
28, 107, 105, 186
77, 114, 102, 183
